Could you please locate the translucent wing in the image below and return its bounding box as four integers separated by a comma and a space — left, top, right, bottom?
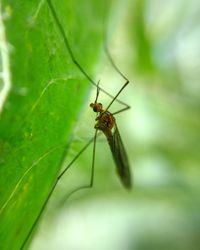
107, 124, 132, 189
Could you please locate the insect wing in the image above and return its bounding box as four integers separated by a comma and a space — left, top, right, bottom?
108, 124, 132, 189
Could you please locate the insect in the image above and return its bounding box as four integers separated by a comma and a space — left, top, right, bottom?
21, 0, 132, 248
47, 0, 132, 190
89, 82, 132, 189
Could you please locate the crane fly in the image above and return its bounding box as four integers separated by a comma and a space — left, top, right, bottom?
90, 82, 132, 189
46, 0, 132, 191
21, 0, 132, 248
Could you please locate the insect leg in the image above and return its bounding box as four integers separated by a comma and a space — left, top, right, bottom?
20, 136, 95, 249
103, 39, 130, 113
46, 0, 127, 106
60, 129, 99, 201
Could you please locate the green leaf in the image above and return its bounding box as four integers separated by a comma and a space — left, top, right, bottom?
0, 1, 107, 249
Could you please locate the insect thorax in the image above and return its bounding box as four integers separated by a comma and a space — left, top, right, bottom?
95, 111, 115, 137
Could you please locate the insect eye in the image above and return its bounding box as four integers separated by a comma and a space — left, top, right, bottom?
93, 106, 97, 112
90, 103, 97, 112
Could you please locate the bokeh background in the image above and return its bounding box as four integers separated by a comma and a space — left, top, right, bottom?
27, 0, 200, 249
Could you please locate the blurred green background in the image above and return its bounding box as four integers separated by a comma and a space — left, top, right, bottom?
1, 0, 200, 250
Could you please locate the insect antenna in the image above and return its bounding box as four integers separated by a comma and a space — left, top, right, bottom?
94, 80, 101, 104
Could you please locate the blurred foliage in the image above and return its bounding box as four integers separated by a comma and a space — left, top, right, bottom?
1, 0, 200, 250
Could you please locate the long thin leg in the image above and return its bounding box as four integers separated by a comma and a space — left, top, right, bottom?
105, 81, 130, 113
58, 129, 98, 204
104, 41, 129, 83
20, 135, 96, 249
102, 22, 131, 113
46, 0, 128, 107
